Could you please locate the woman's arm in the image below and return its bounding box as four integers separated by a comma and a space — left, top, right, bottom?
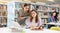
25, 18, 35, 29
25, 18, 31, 28
19, 10, 25, 20
35, 18, 43, 30
30, 18, 43, 30
38, 18, 43, 26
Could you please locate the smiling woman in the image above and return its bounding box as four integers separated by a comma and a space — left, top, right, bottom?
25, 9, 43, 30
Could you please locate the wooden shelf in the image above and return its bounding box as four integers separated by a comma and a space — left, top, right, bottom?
0, 4, 7, 27
41, 16, 48, 18
37, 10, 55, 12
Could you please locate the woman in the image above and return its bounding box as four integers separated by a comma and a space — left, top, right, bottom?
48, 12, 58, 22
25, 10, 43, 30
18, 4, 30, 26
48, 12, 58, 28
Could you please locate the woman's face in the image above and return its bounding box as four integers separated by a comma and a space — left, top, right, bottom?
31, 11, 37, 18
24, 6, 29, 12
52, 13, 56, 16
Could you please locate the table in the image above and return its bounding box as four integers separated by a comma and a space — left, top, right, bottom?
25, 29, 60, 33
0, 27, 60, 33
45, 22, 60, 28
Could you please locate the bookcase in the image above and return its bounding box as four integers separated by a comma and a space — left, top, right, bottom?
0, 4, 7, 27
34, 3, 59, 23
29, 2, 59, 23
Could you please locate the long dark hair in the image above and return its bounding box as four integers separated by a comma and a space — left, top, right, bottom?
30, 10, 38, 23
21, 4, 30, 17
51, 12, 58, 21
24, 4, 30, 13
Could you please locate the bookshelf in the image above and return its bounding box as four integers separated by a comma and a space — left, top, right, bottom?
0, 4, 7, 27
30, 2, 59, 23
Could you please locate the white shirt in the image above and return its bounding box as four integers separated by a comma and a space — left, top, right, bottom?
31, 18, 38, 27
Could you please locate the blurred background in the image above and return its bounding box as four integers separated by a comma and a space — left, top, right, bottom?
0, 0, 60, 28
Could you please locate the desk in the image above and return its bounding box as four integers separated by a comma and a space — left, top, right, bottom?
0, 27, 60, 33
25, 29, 60, 33
45, 22, 60, 28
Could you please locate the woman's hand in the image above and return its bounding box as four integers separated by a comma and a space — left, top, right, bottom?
34, 27, 39, 30
30, 25, 35, 30
19, 17, 25, 20
34, 26, 43, 30
30, 25, 43, 30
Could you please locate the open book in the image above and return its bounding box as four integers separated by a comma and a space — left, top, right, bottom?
11, 22, 21, 28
